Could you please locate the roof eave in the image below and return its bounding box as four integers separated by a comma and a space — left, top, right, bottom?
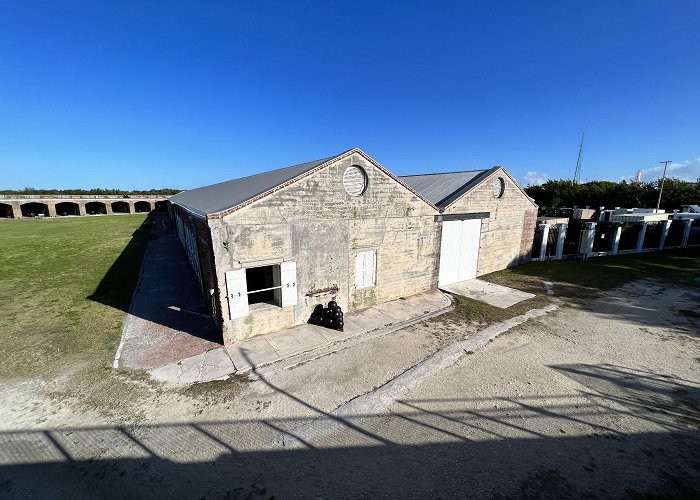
170, 200, 208, 219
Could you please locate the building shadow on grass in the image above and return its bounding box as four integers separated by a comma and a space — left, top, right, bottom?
1, 361, 698, 498
88, 212, 221, 368
88, 213, 157, 313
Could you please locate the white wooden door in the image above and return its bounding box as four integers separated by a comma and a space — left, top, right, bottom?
438, 221, 461, 286
458, 219, 481, 281
438, 219, 481, 287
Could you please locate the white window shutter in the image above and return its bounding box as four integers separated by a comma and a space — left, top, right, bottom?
225, 269, 249, 319
365, 251, 376, 287
280, 261, 297, 307
355, 251, 376, 289
355, 252, 365, 288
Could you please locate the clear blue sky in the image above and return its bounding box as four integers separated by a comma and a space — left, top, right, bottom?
1, 0, 699, 190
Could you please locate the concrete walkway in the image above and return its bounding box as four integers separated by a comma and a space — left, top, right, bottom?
116, 214, 220, 370
149, 290, 452, 385
440, 278, 534, 308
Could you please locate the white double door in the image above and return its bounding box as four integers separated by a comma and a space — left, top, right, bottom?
438, 219, 481, 287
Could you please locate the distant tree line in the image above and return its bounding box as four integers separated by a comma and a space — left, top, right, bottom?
524, 178, 700, 210
0, 187, 181, 196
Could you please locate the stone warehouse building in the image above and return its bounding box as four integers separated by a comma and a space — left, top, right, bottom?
169, 148, 536, 344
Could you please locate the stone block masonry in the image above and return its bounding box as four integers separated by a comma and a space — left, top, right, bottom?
444, 168, 538, 276
208, 152, 441, 343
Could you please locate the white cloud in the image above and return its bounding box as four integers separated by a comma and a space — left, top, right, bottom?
523, 171, 550, 186
638, 157, 700, 182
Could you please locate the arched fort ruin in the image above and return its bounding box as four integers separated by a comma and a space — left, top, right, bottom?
0, 195, 170, 218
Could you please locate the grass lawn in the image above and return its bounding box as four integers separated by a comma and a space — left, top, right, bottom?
483, 247, 700, 299
0, 215, 153, 380
433, 248, 700, 330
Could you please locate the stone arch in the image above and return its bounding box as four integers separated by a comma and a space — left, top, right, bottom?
134, 201, 152, 213
55, 202, 80, 216
0, 203, 14, 218
111, 201, 130, 214
85, 201, 107, 215
20, 202, 49, 217
155, 200, 167, 212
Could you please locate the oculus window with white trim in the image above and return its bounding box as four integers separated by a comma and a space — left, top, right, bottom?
355, 250, 377, 289
493, 177, 505, 198
343, 165, 368, 196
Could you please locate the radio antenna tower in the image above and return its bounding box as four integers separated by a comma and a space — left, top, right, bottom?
574, 132, 584, 185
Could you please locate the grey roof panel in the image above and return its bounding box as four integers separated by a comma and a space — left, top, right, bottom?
400, 170, 489, 208
169, 155, 337, 216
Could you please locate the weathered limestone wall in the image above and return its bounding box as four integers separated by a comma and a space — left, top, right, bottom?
209, 152, 440, 343
444, 169, 538, 276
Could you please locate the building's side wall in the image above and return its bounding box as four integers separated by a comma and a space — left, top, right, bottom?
209, 152, 440, 343
444, 168, 537, 276
170, 203, 222, 333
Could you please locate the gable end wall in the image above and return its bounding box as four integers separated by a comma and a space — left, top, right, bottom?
208, 153, 440, 343
444, 169, 537, 276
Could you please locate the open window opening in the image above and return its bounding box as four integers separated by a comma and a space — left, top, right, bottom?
225, 262, 297, 320
246, 265, 282, 307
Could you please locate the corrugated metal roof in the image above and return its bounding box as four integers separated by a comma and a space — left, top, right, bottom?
169, 155, 337, 217
400, 170, 489, 208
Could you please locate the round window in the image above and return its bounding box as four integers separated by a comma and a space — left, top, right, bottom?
343, 166, 368, 196
493, 177, 505, 198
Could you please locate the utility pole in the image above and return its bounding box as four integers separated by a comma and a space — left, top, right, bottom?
655, 160, 672, 212
574, 132, 584, 185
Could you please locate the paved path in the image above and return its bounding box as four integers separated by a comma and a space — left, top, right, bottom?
116, 214, 220, 370
441, 278, 535, 308
150, 289, 453, 385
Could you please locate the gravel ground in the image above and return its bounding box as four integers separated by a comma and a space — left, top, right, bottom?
0, 279, 698, 499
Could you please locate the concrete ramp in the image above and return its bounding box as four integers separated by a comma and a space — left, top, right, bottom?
440, 279, 535, 308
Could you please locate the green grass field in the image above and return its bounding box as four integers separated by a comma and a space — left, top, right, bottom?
0, 215, 153, 379
483, 247, 700, 299
431, 247, 700, 330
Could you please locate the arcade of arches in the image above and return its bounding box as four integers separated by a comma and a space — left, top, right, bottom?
0, 197, 170, 219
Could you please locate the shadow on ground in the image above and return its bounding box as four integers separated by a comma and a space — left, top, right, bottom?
2, 361, 698, 499
88, 213, 221, 367
88, 213, 157, 313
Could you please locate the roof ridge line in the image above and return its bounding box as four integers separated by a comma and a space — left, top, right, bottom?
401, 168, 488, 177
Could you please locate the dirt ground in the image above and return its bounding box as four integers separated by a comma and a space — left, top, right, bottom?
0, 278, 698, 499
